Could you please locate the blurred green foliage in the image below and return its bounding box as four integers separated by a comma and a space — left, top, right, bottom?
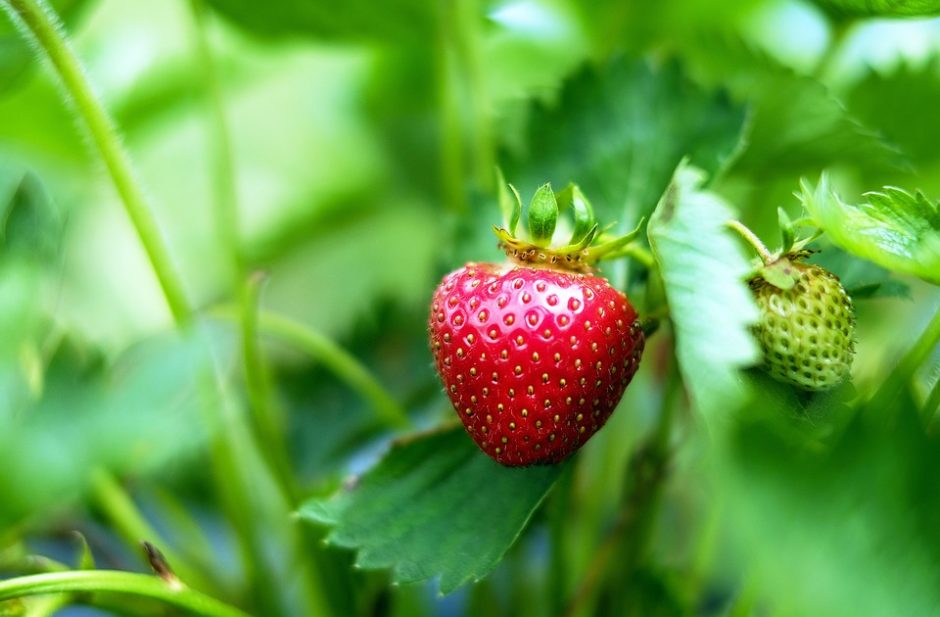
1, 0, 940, 616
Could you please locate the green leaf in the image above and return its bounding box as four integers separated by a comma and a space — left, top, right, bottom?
720, 405, 940, 617
0, 327, 226, 528
811, 0, 940, 15
299, 426, 564, 594
648, 164, 760, 420
527, 183, 558, 246
204, 0, 433, 44
810, 245, 912, 300
681, 35, 901, 177
505, 57, 746, 230
0, 171, 63, 263
800, 176, 940, 285
846, 58, 940, 165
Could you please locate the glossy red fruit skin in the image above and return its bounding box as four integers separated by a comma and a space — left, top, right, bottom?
429, 262, 644, 467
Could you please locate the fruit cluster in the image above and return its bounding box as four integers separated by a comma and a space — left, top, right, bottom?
430, 184, 857, 467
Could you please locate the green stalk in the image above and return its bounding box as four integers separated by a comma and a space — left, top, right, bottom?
547, 463, 576, 616
1, 0, 191, 324
255, 310, 410, 429
89, 470, 211, 593
187, 0, 293, 488
2, 4, 317, 616
453, 0, 493, 191
436, 0, 465, 214
726, 220, 774, 265
197, 369, 333, 617
210, 306, 410, 430
188, 0, 240, 280
813, 17, 855, 83
870, 307, 940, 419
562, 358, 678, 617
186, 6, 330, 616
0, 572, 249, 617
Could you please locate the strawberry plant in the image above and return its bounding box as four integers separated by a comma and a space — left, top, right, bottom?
1, 0, 940, 616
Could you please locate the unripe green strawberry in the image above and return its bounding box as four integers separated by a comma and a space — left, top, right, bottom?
749, 262, 855, 391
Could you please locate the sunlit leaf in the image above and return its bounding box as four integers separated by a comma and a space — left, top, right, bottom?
648, 164, 760, 420
505, 57, 746, 229
300, 426, 563, 593
801, 175, 940, 285
811, 0, 940, 15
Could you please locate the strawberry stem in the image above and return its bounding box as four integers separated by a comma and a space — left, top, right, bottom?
726, 220, 774, 265
2, 0, 192, 325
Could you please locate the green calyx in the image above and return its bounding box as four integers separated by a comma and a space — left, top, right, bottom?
527, 184, 558, 245
493, 177, 643, 273
726, 214, 824, 290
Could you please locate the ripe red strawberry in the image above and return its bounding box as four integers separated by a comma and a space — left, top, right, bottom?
429, 263, 644, 466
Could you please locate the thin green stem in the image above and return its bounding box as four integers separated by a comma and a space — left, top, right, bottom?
257, 310, 411, 430
196, 367, 333, 617
89, 470, 211, 593
2, 0, 191, 324
870, 307, 940, 419
0, 572, 249, 617
0, 550, 68, 576
187, 0, 293, 490
453, 0, 493, 191
190, 0, 294, 496
813, 17, 855, 83
547, 463, 576, 616
188, 0, 241, 279
186, 8, 329, 614
210, 306, 410, 430
237, 274, 295, 491
603, 243, 655, 269
726, 220, 774, 265
562, 358, 679, 617
436, 0, 465, 214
